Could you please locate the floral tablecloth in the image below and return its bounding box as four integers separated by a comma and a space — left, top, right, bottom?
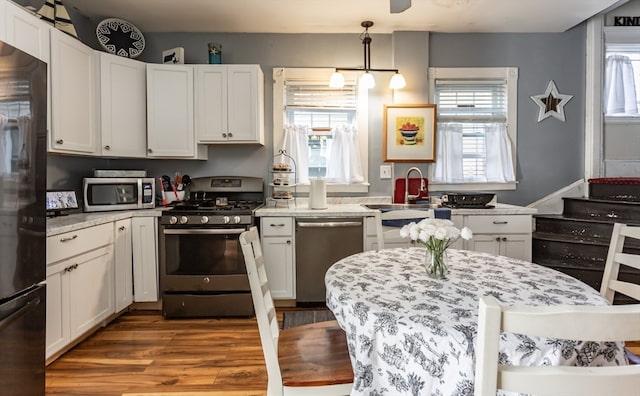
325, 248, 627, 396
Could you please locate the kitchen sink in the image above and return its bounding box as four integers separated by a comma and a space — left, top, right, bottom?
362, 203, 434, 210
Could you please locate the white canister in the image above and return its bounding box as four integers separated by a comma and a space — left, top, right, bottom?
309, 179, 327, 209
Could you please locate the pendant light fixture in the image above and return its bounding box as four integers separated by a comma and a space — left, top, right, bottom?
329, 21, 406, 90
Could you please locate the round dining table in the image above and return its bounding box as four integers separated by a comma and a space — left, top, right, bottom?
325, 247, 628, 396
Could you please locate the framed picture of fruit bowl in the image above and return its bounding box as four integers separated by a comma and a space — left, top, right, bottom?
383, 104, 437, 162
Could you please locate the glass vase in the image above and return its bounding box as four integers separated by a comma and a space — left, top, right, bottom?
424, 248, 448, 279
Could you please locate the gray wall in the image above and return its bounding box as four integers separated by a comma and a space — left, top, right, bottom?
39, 1, 588, 206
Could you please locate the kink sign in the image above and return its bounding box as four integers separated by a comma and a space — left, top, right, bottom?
614, 16, 640, 26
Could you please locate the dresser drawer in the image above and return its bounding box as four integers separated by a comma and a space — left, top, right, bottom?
261, 217, 293, 236
465, 214, 531, 234
47, 222, 114, 264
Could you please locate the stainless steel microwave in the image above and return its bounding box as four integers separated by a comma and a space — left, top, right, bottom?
83, 177, 155, 212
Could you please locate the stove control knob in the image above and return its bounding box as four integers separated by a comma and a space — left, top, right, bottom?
169, 216, 178, 225
233, 216, 241, 224
200, 216, 209, 224
180, 216, 188, 224
223, 216, 231, 224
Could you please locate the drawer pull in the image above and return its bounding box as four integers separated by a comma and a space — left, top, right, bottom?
64, 263, 79, 272
492, 221, 508, 225
60, 235, 78, 242
270, 223, 286, 227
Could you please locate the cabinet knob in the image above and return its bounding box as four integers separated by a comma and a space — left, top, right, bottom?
286, 240, 291, 245
119, 226, 126, 231
495, 237, 500, 241
148, 148, 153, 153
502, 237, 507, 241
56, 139, 64, 145
222, 133, 227, 138
228, 132, 233, 138
104, 145, 111, 150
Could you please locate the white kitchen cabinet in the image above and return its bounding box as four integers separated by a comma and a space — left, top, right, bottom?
98, 52, 147, 157
0, 0, 50, 63
114, 218, 133, 312
46, 223, 115, 360
195, 65, 264, 145
131, 216, 159, 302
260, 217, 295, 299
146, 64, 207, 159
463, 214, 532, 261
49, 28, 98, 155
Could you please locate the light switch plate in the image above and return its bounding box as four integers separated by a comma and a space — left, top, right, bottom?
380, 165, 392, 179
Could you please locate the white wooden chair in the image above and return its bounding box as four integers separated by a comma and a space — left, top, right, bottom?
600, 223, 640, 303
239, 227, 353, 396
600, 222, 640, 363
474, 296, 640, 396
374, 209, 433, 250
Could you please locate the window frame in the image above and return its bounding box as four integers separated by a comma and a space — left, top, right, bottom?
273, 67, 369, 193
427, 67, 518, 192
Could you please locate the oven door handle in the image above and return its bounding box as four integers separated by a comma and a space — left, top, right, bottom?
163, 228, 246, 235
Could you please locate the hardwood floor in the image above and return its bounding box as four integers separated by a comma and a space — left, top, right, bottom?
45, 310, 269, 396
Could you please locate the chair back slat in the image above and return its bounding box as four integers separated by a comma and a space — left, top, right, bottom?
601, 223, 640, 303
239, 227, 283, 388
474, 296, 640, 396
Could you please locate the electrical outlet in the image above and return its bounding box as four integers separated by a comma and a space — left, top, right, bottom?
380, 165, 392, 179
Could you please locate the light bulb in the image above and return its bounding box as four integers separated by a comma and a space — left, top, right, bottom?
360, 72, 375, 89
389, 73, 406, 89
329, 71, 345, 88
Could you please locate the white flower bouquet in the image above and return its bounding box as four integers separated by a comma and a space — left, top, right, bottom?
399, 218, 473, 278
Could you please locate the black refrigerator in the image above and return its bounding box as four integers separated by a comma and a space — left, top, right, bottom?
0, 40, 47, 395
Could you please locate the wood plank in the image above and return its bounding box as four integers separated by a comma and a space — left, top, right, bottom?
46, 310, 269, 395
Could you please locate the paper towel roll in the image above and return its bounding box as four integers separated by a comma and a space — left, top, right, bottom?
309, 179, 327, 209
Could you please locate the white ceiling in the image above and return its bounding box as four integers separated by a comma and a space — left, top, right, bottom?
61, 0, 628, 34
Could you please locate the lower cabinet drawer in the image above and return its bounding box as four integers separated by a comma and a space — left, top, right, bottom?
465, 215, 531, 234
47, 222, 114, 264
261, 217, 293, 236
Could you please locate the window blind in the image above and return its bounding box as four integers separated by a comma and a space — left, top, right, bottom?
435, 80, 507, 123
285, 83, 357, 110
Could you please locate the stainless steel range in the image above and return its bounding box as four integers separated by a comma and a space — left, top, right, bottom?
159, 176, 264, 318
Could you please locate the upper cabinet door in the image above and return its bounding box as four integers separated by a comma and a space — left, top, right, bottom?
99, 52, 147, 157
195, 65, 264, 145
147, 64, 206, 158
227, 65, 264, 144
1, 0, 51, 63
49, 29, 98, 155
194, 65, 227, 142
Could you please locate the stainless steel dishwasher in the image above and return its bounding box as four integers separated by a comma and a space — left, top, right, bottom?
295, 217, 364, 304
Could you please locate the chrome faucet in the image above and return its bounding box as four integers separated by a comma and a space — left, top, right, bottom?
405, 167, 426, 204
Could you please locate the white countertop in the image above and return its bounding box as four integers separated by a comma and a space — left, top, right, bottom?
255, 201, 537, 217
46, 209, 163, 236
46, 200, 536, 236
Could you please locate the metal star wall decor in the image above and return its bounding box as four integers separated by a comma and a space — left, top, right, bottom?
530, 80, 573, 122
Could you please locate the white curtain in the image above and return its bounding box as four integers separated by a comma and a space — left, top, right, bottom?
433, 122, 514, 183
281, 125, 309, 184
325, 125, 364, 184
433, 123, 464, 183
485, 123, 515, 183
604, 55, 638, 115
